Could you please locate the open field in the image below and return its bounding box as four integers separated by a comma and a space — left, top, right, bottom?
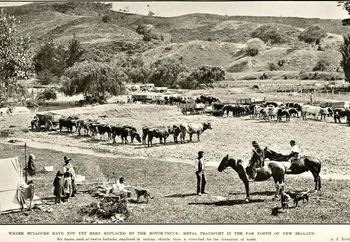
0, 85, 349, 224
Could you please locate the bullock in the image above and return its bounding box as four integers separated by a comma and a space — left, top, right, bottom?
169, 125, 182, 143
179, 122, 212, 143
59, 117, 79, 133
277, 109, 290, 122
287, 108, 299, 118
142, 126, 172, 147
112, 126, 141, 144
301, 105, 329, 121
95, 124, 112, 140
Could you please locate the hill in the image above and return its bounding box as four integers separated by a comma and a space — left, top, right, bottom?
0, 2, 346, 75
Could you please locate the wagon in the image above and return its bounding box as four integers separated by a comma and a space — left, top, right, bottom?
180, 102, 205, 115
31, 112, 62, 131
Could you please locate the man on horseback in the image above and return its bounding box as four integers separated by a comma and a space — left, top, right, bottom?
252, 141, 264, 168
288, 140, 301, 163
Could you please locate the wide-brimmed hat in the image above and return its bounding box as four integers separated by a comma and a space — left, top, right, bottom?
252, 141, 259, 146
119, 177, 125, 182
29, 154, 35, 159
64, 156, 71, 162
198, 151, 204, 155
290, 140, 296, 144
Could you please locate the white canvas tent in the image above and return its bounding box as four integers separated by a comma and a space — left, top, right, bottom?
0, 157, 25, 212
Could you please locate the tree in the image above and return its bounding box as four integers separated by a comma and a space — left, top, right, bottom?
184, 66, 225, 89
0, 10, 32, 105
148, 58, 188, 87
33, 40, 66, 77
62, 61, 126, 100
65, 37, 84, 68
298, 25, 327, 44
340, 34, 350, 82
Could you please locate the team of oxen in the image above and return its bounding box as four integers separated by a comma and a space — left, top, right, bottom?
50, 117, 212, 147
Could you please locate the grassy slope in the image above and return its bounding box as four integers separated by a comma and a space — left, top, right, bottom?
2, 3, 346, 72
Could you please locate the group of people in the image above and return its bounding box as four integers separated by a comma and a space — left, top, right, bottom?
53, 156, 77, 204
195, 140, 302, 195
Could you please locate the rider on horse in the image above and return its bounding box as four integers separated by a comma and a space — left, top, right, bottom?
252, 141, 264, 168
288, 140, 301, 163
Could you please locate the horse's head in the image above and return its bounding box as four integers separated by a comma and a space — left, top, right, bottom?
218, 154, 229, 172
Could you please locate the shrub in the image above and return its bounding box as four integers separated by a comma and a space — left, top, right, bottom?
298, 25, 327, 44
268, 63, 279, 71
313, 60, 329, 71
251, 25, 288, 44
102, 15, 111, 23
36, 88, 57, 101
245, 46, 259, 56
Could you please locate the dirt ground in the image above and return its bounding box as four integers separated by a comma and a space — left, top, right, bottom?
0, 98, 349, 176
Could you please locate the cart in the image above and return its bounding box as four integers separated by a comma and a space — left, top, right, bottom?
31, 112, 61, 131
180, 102, 206, 115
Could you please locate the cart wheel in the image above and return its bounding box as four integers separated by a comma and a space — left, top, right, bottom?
46, 121, 53, 131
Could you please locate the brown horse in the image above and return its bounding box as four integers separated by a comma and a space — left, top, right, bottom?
218, 153, 286, 202
263, 147, 321, 191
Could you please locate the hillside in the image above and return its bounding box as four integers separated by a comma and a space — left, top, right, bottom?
0, 2, 347, 74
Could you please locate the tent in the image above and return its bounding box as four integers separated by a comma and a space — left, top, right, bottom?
0, 157, 25, 212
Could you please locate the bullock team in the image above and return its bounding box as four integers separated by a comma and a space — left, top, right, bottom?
33, 116, 212, 147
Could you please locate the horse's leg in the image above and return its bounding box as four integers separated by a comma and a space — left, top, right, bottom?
197, 132, 200, 142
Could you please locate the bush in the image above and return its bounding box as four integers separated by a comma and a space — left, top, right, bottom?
298, 25, 327, 44
36, 88, 57, 101
251, 25, 288, 44
102, 15, 111, 23
245, 46, 259, 56
268, 63, 279, 71
37, 70, 60, 85
313, 60, 329, 71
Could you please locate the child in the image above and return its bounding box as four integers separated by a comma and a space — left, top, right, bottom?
53, 171, 64, 204
63, 172, 73, 202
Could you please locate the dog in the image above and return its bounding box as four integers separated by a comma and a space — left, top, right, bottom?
134, 189, 153, 203
280, 191, 291, 210
286, 189, 309, 207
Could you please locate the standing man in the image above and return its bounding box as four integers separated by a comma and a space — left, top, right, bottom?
62, 156, 77, 197
195, 151, 207, 196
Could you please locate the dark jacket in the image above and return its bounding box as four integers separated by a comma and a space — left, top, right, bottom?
53, 176, 65, 197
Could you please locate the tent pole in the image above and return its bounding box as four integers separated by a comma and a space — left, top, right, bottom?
24, 143, 27, 183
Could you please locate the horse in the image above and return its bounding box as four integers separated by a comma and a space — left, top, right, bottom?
217, 153, 286, 202
263, 147, 321, 191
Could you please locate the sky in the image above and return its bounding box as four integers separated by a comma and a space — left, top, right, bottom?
112, 1, 349, 19
0, 1, 349, 20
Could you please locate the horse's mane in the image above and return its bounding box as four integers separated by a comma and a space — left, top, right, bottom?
264, 147, 289, 161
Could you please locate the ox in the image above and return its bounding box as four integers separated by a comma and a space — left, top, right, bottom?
111, 126, 141, 144
142, 126, 172, 147
59, 117, 79, 132
301, 105, 329, 121
179, 122, 212, 143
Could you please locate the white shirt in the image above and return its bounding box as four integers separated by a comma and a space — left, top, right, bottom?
291, 145, 301, 156
195, 157, 205, 172
112, 180, 126, 193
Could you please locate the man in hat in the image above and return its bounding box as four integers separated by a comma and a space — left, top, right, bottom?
62, 156, 77, 197
252, 141, 264, 168
111, 177, 132, 198
195, 151, 207, 196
